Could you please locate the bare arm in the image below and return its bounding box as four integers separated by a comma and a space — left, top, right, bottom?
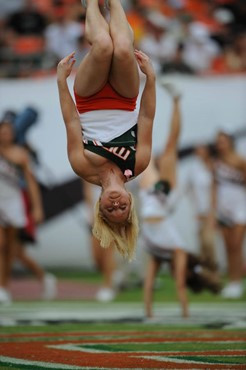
139, 158, 159, 190
57, 52, 89, 177
158, 97, 181, 187
134, 50, 156, 175
20, 151, 44, 224
207, 164, 217, 228
240, 158, 246, 184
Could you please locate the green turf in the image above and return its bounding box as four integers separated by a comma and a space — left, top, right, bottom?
1, 322, 245, 369
1, 321, 246, 335
173, 355, 246, 365
79, 341, 246, 352
0, 322, 205, 335
12, 271, 246, 303
113, 275, 246, 303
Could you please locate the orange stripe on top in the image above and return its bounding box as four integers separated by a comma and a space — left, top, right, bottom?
74, 83, 138, 114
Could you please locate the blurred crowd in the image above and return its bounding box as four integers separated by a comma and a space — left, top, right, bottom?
0, 0, 245, 77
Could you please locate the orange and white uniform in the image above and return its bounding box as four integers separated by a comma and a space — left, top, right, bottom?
74, 83, 139, 142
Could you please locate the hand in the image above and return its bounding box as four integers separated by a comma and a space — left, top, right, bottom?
134, 50, 155, 78
57, 52, 76, 80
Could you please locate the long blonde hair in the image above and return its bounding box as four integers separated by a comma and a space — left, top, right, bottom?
92, 193, 139, 261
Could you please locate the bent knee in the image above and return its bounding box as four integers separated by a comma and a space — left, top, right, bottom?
93, 35, 113, 61
113, 39, 134, 61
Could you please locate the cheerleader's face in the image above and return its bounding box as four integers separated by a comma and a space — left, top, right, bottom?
100, 189, 131, 224
0, 123, 15, 146
216, 133, 233, 155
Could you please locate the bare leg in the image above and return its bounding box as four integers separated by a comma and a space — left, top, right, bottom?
0, 227, 6, 287
199, 217, 217, 270
173, 249, 189, 318
144, 257, 161, 318
102, 246, 116, 287
74, 0, 113, 96
221, 227, 237, 281
91, 235, 115, 288
16, 242, 45, 281
158, 97, 181, 187
108, 0, 139, 97
5, 227, 18, 286
91, 235, 103, 271
228, 225, 245, 282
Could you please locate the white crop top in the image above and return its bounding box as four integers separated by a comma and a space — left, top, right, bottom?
79, 109, 139, 142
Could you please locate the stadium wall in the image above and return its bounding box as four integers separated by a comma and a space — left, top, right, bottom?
0, 75, 245, 268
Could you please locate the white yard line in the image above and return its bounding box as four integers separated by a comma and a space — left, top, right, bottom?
0, 302, 245, 327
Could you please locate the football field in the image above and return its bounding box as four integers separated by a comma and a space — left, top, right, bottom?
0, 300, 246, 369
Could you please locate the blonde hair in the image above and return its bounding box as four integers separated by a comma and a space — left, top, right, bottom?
92, 193, 139, 261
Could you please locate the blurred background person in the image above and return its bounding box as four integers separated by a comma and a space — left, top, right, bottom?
2, 0, 48, 77
0, 113, 57, 303
182, 22, 220, 74
223, 31, 246, 73
0, 119, 43, 303
82, 181, 117, 302
139, 11, 177, 73
45, 6, 84, 63
139, 85, 189, 319
187, 144, 218, 271
213, 131, 246, 298
15, 195, 57, 301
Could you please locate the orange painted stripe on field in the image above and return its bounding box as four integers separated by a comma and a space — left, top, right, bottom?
0, 341, 245, 369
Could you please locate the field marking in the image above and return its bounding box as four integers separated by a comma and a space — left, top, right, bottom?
1, 330, 245, 369
1, 301, 246, 328
140, 355, 244, 366
48, 343, 111, 354
0, 356, 86, 370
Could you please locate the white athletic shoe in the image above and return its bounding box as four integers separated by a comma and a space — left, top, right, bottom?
159, 80, 182, 99
0, 287, 12, 305
42, 273, 57, 301
96, 287, 116, 302
221, 282, 244, 299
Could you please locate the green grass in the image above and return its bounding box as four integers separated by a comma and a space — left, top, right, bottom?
1, 322, 245, 369
34, 269, 246, 303
79, 341, 246, 352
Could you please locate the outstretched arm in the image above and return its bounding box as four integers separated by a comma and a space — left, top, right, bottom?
134, 50, 156, 175
20, 150, 44, 224
57, 52, 88, 176
158, 95, 181, 187
139, 158, 159, 190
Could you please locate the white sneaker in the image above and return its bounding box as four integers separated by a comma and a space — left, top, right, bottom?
159, 80, 182, 99
42, 273, 57, 300
221, 282, 244, 299
0, 287, 12, 305
96, 288, 116, 302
